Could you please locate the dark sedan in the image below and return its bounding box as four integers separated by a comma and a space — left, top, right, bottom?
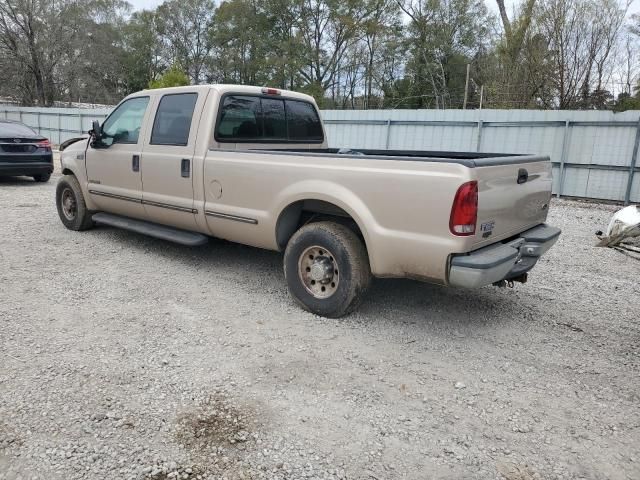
0, 120, 53, 182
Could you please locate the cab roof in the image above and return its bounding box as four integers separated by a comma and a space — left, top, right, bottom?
138, 84, 317, 105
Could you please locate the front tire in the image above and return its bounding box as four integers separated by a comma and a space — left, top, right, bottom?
33, 173, 51, 182
284, 221, 371, 318
56, 175, 94, 231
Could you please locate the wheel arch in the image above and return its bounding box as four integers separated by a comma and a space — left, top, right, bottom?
275, 195, 375, 269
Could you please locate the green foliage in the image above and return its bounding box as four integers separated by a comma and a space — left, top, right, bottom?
1, 0, 639, 110
613, 91, 640, 112
148, 66, 191, 89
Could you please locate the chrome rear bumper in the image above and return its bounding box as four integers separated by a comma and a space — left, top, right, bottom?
448, 224, 561, 288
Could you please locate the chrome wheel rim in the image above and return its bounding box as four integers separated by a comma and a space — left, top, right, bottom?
298, 246, 339, 299
61, 188, 77, 221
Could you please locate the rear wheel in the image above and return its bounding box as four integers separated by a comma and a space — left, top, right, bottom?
284, 221, 371, 318
33, 173, 51, 182
56, 175, 93, 231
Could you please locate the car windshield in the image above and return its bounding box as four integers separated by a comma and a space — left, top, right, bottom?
0, 121, 37, 137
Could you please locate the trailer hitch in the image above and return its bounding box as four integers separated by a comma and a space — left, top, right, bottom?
493, 273, 528, 288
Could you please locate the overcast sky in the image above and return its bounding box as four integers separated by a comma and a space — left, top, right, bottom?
127, 0, 638, 18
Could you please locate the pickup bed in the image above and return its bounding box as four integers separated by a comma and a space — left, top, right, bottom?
57, 84, 560, 317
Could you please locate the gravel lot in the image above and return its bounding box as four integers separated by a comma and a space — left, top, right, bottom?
1, 170, 639, 480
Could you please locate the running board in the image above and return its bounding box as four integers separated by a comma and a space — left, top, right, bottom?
92, 213, 208, 247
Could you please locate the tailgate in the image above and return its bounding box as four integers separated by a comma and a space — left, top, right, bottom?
473, 156, 552, 248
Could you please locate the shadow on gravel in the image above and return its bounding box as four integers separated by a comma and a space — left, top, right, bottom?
360, 277, 521, 327
90, 224, 520, 327
0, 176, 43, 187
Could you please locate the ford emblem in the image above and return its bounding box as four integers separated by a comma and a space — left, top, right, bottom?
13, 138, 21, 143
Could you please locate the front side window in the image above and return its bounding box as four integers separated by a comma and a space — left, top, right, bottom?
101, 96, 149, 145
215, 95, 323, 143
150, 93, 198, 146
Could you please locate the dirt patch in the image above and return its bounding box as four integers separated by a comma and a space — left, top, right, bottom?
175, 391, 258, 452
496, 461, 539, 480
171, 391, 262, 478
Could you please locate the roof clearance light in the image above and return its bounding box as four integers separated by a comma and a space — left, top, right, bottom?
261, 87, 281, 95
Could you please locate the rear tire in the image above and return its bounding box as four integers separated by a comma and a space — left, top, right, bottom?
56, 175, 94, 231
33, 173, 51, 182
284, 221, 371, 318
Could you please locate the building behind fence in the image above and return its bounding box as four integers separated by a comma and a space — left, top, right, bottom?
2, 105, 639, 204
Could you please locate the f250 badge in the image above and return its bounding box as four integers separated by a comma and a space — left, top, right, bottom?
480, 221, 495, 238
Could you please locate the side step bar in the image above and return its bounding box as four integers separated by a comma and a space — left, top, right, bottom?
92, 212, 208, 247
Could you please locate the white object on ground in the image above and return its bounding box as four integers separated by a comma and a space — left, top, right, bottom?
596, 205, 640, 247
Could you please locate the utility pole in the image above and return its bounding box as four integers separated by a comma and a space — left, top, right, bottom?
463, 64, 470, 110
479, 85, 484, 110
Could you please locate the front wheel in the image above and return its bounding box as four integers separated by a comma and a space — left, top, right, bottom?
284, 221, 371, 318
56, 175, 94, 231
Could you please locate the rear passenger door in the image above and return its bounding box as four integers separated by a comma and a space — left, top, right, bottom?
141, 91, 207, 231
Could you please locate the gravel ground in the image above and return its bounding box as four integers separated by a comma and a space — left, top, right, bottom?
1, 170, 639, 480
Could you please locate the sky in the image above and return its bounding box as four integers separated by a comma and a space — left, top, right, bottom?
127, 0, 639, 18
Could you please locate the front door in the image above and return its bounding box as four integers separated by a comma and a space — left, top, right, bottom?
141, 91, 206, 231
85, 96, 150, 218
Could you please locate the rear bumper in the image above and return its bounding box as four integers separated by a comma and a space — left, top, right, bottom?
448, 223, 561, 288
0, 161, 53, 176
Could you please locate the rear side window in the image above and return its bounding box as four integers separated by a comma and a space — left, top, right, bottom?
150, 93, 198, 146
215, 95, 323, 143
0, 121, 37, 138
286, 100, 323, 141
216, 96, 261, 139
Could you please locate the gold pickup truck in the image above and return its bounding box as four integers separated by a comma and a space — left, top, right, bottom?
57, 85, 560, 317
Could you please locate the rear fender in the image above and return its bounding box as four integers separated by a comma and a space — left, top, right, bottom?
273, 180, 380, 272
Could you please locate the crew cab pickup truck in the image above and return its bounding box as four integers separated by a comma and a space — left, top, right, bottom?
57, 84, 560, 317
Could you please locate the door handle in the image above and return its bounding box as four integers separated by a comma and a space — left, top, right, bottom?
517, 168, 528, 184
181, 158, 190, 178
132, 155, 140, 172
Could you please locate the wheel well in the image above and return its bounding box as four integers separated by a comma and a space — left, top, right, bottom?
276, 200, 366, 251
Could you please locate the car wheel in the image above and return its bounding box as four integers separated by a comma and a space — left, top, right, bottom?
56, 175, 94, 231
33, 173, 51, 182
284, 221, 371, 318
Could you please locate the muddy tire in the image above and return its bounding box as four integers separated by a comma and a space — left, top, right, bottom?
33, 173, 51, 183
284, 221, 371, 318
56, 175, 94, 231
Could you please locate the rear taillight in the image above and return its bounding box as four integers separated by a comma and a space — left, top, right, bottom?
450, 181, 478, 236
37, 139, 51, 150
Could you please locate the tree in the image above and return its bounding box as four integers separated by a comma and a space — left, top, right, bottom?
210, 0, 273, 85
121, 10, 165, 94
0, 0, 87, 105
398, 0, 495, 108
156, 0, 215, 84
537, 0, 629, 108
148, 65, 190, 88
295, 0, 369, 103
360, 0, 402, 108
